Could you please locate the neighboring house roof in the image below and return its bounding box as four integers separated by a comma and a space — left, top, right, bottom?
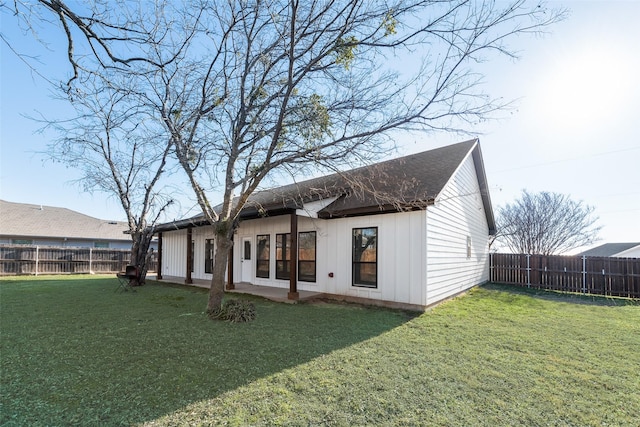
0, 200, 130, 242
157, 139, 496, 234
578, 243, 640, 257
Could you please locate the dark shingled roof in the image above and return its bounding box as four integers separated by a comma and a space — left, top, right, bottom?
0, 200, 130, 242
577, 243, 640, 257
240, 139, 478, 214
156, 139, 495, 233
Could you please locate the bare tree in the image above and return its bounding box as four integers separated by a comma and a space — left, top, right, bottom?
496, 190, 601, 255
3, 1, 566, 314
1, 0, 181, 87
155, 1, 565, 314
2, 1, 184, 284
42, 74, 175, 284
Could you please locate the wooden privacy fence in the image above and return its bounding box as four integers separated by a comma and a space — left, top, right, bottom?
0, 245, 157, 276
490, 253, 640, 299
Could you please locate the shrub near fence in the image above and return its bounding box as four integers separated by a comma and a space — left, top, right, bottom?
0, 245, 157, 276
490, 253, 640, 299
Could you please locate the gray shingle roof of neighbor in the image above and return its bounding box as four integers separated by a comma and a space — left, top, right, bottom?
0, 200, 130, 242
157, 138, 496, 234
577, 243, 640, 257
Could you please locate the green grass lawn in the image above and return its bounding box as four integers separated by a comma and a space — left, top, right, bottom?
1, 276, 638, 426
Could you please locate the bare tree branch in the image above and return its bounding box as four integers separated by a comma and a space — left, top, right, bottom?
158, 0, 565, 312
3, 0, 566, 313
36, 73, 176, 284
495, 190, 601, 255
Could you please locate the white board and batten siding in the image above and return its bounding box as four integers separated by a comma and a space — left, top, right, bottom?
233, 215, 295, 289
321, 210, 427, 306
157, 141, 494, 308
160, 174, 490, 308
161, 228, 187, 278
425, 152, 490, 306
161, 226, 217, 281
234, 210, 428, 307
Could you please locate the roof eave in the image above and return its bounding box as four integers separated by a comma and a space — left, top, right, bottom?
471, 142, 497, 235
153, 217, 209, 233
318, 200, 433, 219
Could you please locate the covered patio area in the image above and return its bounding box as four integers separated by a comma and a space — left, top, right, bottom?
155, 276, 324, 304
229, 282, 324, 303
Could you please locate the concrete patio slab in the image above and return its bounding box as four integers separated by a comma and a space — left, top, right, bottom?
228, 282, 324, 303
155, 276, 323, 304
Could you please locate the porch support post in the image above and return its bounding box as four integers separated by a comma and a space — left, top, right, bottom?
185, 226, 193, 284
226, 235, 235, 290
288, 211, 299, 300
156, 232, 163, 280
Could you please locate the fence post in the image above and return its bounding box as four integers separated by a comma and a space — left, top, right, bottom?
582, 255, 586, 293
490, 252, 493, 282
89, 247, 93, 274
35, 246, 39, 276
526, 254, 531, 288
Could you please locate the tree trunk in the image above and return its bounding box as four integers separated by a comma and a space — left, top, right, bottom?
207, 231, 233, 315
129, 230, 155, 286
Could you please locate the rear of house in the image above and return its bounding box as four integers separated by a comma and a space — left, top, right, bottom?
156, 139, 495, 309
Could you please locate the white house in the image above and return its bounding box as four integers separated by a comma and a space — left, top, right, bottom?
154, 139, 496, 310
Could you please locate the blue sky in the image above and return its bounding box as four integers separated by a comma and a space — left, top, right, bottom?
1, 1, 639, 252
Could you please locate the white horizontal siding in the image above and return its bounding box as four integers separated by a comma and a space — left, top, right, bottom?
426, 153, 490, 306
0, 237, 133, 249
616, 246, 640, 258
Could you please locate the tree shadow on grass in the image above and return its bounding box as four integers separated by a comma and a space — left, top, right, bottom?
483, 282, 640, 307
0, 277, 415, 426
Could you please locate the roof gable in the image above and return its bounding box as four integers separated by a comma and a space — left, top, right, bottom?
319, 139, 479, 217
